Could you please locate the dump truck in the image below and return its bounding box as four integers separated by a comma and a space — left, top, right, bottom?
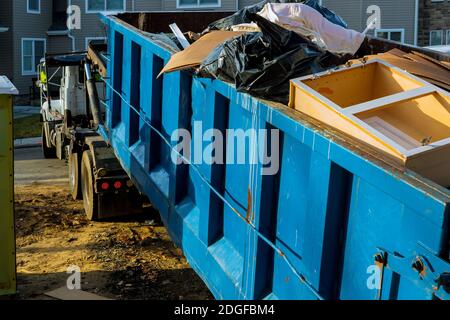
41, 10, 450, 300
39, 47, 143, 219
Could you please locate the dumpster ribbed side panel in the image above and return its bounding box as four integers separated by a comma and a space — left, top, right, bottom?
0, 94, 16, 296
100, 16, 450, 300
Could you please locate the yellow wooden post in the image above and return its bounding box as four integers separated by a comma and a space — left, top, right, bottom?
0, 76, 18, 296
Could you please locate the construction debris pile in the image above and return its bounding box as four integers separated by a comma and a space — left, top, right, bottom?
156, 0, 450, 187
162, 0, 364, 103
160, 0, 449, 102
199, 12, 345, 103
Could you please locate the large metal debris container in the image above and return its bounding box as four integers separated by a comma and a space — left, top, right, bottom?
99, 12, 450, 300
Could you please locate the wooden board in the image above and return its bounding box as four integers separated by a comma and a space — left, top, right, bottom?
159, 31, 245, 75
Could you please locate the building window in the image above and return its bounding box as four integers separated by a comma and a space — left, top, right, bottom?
429, 30, 444, 46
85, 37, 106, 50
27, 0, 40, 13
177, 0, 221, 8
22, 38, 46, 75
447, 30, 450, 45
375, 29, 405, 43
86, 0, 125, 13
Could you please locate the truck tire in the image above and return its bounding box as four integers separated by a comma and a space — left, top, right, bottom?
81, 150, 98, 221
42, 125, 56, 159
68, 151, 82, 200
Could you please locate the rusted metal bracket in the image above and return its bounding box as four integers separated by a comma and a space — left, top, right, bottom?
375, 243, 450, 300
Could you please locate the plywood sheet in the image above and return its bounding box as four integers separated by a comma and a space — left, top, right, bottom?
411, 51, 450, 71
379, 54, 449, 86
375, 50, 450, 90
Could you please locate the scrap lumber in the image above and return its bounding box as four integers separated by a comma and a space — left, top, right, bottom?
374, 49, 450, 91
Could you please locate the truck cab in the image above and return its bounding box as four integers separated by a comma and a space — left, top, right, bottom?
38, 53, 89, 159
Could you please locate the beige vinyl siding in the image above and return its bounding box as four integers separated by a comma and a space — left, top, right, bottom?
322, 0, 417, 45
239, 0, 260, 9
48, 36, 72, 54
163, 0, 237, 11
134, 0, 162, 11
69, 0, 112, 51
322, 0, 364, 31
239, 0, 417, 44
12, 0, 53, 93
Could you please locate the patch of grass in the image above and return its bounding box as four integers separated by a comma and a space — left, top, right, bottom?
14, 114, 42, 139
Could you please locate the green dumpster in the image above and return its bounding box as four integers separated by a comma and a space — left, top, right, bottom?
0, 76, 18, 296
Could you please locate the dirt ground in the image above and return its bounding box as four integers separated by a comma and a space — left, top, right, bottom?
14, 183, 213, 300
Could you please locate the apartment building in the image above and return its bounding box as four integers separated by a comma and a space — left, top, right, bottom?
0, 0, 446, 94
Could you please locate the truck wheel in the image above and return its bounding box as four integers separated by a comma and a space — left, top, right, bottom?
81, 150, 98, 221
42, 125, 56, 159
69, 151, 82, 200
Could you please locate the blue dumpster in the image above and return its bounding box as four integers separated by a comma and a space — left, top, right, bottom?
98, 12, 450, 300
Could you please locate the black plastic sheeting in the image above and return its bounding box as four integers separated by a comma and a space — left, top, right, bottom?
200, 13, 349, 104
205, 0, 347, 32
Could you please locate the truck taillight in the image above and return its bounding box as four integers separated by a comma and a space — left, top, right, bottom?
114, 181, 122, 189
101, 182, 110, 190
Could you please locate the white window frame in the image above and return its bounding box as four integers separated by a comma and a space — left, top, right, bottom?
176, 0, 221, 9
27, 0, 41, 14
429, 30, 444, 46
85, 37, 107, 50
375, 28, 405, 43
21, 38, 46, 76
85, 0, 126, 13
